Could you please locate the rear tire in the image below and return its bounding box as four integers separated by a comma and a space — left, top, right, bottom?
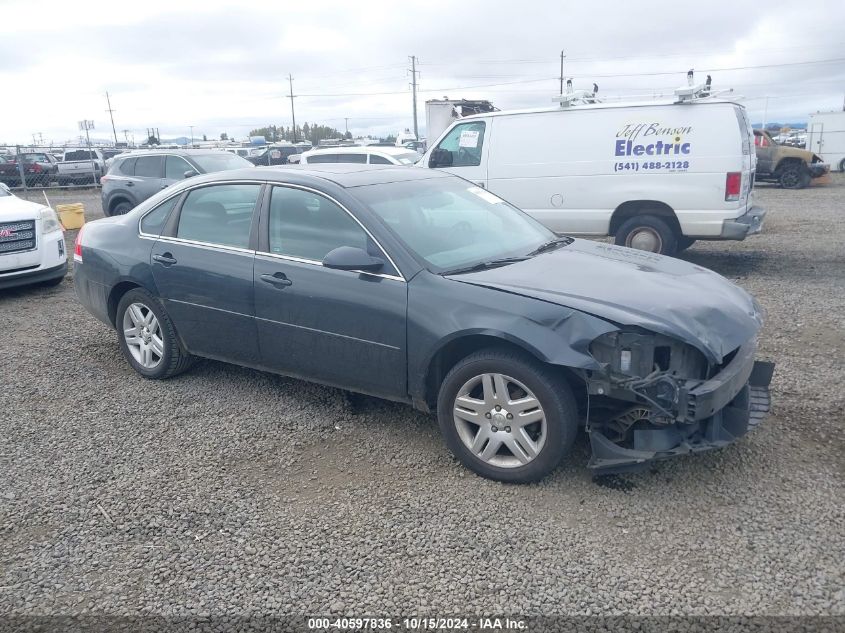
614, 214, 678, 256
116, 288, 194, 379
778, 163, 811, 189
437, 348, 578, 483
676, 236, 696, 252
109, 200, 132, 216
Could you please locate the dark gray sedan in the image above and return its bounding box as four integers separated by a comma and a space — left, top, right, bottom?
74, 166, 773, 482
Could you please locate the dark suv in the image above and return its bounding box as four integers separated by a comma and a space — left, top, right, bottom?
100, 150, 252, 216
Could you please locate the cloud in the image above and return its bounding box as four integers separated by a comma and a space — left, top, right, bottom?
1, 0, 843, 145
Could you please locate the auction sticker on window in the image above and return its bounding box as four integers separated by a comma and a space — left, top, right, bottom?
458, 130, 480, 148
467, 186, 502, 205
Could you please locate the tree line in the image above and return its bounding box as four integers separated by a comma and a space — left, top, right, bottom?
248, 123, 352, 145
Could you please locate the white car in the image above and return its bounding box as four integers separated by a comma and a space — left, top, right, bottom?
300, 146, 421, 166
419, 91, 764, 256
0, 183, 67, 289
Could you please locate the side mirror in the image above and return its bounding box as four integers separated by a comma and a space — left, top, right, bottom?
322, 246, 384, 273
429, 148, 453, 168
184, 170, 198, 179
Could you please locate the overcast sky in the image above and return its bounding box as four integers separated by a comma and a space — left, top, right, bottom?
1, 0, 844, 145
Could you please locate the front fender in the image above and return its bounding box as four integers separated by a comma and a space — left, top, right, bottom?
407, 272, 618, 402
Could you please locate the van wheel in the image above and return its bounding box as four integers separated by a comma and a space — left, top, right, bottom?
614, 215, 678, 256
437, 348, 578, 483
779, 164, 810, 189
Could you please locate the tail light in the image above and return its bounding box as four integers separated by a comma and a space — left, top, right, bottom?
725, 172, 742, 201
100, 175, 110, 184
73, 225, 85, 263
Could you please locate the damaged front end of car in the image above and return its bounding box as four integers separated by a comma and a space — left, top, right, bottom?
583, 329, 774, 474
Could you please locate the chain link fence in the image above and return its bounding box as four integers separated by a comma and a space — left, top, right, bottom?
0, 144, 127, 191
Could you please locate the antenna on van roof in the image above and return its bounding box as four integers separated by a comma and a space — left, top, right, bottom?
553, 80, 600, 107
675, 70, 731, 103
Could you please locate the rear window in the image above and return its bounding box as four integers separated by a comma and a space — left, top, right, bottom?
65, 150, 98, 161
734, 106, 752, 156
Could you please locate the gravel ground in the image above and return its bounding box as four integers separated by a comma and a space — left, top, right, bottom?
1, 180, 843, 619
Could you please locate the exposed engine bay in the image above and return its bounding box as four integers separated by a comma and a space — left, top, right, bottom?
583, 329, 774, 473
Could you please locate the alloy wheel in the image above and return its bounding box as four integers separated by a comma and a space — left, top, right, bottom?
452, 373, 547, 468
122, 302, 164, 369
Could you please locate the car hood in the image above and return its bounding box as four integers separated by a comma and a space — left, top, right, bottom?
0, 195, 46, 221
446, 239, 763, 364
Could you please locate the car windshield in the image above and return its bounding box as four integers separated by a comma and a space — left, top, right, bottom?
190, 153, 252, 173
355, 177, 556, 272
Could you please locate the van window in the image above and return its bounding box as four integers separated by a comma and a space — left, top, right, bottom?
435, 121, 486, 167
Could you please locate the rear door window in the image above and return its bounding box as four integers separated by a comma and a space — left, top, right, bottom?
336, 154, 367, 164
369, 154, 392, 165
307, 154, 337, 164
176, 184, 260, 248
135, 156, 163, 178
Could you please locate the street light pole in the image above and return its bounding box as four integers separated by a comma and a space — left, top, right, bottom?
287, 74, 298, 143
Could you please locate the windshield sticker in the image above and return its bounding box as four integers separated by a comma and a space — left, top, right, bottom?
613, 122, 692, 173
467, 186, 502, 205
458, 130, 480, 148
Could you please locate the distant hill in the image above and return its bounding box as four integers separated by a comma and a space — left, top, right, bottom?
751, 122, 808, 130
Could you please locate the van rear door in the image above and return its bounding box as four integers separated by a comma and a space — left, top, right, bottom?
426, 119, 490, 188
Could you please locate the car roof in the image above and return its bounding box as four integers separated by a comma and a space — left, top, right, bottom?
115, 149, 235, 158
303, 146, 418, 157
186, 164, 451, 188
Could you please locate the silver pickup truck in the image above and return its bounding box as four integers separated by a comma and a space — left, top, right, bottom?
57, 149, 105, 185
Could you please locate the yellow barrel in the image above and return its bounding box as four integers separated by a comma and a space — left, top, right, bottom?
55, 203, 86, 230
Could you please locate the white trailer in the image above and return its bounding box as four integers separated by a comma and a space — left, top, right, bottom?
806, 111, 845, 172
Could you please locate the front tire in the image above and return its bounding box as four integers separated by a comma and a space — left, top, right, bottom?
437, 348, 578, 483
116, 288, 194, 379
779, 163, 811, 189
614, 214, 678, 256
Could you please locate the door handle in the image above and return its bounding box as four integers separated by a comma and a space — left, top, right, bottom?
153, 253, 177, 265
260, 272, 292, 288
126, 181, 134, 186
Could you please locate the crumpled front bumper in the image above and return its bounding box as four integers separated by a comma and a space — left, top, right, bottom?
587, 345, 775, 474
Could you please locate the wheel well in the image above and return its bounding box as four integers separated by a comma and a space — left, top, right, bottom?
609, 200, 680, 236
107, 281, 141, 326
423, 335, 583, 410
774, 157, 805, 174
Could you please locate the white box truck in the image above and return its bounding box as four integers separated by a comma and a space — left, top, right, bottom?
419, 92, 764, 256
806, 111, 845, 172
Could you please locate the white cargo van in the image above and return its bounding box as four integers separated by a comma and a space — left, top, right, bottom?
419, 96, 764, 256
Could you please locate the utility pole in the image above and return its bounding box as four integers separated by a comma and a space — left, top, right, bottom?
105, 92, 118, 145
409, 56, 419, 139
559, 50, 565, 94
344, 118, 349, 135
189, 125, 195, 147
122, 129, 130, 145
287, 74, 298, 143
